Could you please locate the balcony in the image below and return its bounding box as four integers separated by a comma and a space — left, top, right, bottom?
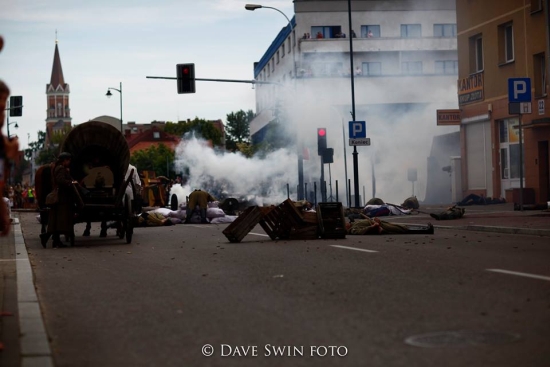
299, 37, 457, 54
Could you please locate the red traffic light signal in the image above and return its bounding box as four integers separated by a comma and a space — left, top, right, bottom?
177, 63, 195, 94
317, 128, 327, 155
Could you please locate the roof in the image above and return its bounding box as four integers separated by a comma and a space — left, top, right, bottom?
49, 43, 65, 88
89, 115, 121, 130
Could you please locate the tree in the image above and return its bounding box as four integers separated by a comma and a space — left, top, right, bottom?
130, 143, 175, 177
225, 109, 253, 151
35, 127, 71, 166
164, 118, 223, 146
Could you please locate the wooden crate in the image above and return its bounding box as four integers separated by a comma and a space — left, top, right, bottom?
222, 206, 263, 243
317, 202, 347, 239
259, 200, 319, 240
259, 205, 294, 240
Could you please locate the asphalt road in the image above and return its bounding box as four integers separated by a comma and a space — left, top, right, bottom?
17, 212, 550, 367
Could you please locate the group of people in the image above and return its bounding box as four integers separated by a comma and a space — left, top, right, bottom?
302, 30, 358, 39
6, 183, 35, 209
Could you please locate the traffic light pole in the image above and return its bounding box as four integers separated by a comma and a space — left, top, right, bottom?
348, 0, 360, 208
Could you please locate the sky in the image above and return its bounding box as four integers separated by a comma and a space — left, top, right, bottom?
0, 0, 295, 150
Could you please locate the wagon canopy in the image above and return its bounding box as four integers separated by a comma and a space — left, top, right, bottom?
61, 121, 130, 187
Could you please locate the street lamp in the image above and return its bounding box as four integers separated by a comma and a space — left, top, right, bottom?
106, 82, 123, 132
245, 3, 305, 199
245, 4, 296, 80
6, 120, 18, 138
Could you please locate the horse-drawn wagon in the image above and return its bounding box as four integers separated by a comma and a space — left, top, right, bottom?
36, 121, 139, 245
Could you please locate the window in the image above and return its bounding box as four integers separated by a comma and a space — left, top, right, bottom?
311, 26, 341, 39
401, 61, 422, 74
362, 62, 382, 76
271, 59, 274, 72
499, 118, 523, 179
531, 0, 543, 13
276, 51, 280, 64
469, 34, 483, 72
435, 60, 458, 74
533, 52, 547, 97
498, 22, 514, 63
401, 24, 421, 38
153, 131, 160, 139
434, 24, 457, 37
282, 43, 285, 57
360, 25, 380, 38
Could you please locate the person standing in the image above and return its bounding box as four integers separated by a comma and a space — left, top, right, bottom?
40, 152, 77, 248
184, 189, 217, 224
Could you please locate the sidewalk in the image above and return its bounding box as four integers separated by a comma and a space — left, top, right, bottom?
381, 202, 550, 237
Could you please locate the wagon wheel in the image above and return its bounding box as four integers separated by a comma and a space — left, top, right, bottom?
170, 194, 178, 211
124, 195, 133, 244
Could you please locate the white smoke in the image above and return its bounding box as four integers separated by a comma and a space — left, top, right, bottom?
172, 136, 297, 206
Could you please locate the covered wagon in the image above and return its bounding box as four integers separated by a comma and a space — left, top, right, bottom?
60, 120, 138, 244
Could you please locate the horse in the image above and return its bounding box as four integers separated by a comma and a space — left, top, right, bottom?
34, 163, 54, 234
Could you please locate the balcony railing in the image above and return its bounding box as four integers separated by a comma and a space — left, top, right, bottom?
299, 37, 457, 53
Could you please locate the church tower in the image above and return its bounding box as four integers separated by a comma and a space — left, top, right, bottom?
45, 38, 71, 145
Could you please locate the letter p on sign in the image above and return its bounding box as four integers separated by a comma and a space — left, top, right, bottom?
349, 121, 366, 139
508, 78, 531, 103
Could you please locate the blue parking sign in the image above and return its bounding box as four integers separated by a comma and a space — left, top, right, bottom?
349, 121, 366, 139
508, 78, 531, 103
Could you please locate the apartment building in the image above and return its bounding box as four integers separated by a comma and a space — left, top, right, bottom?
250, 0, 458, 140
456, 0, 550, 204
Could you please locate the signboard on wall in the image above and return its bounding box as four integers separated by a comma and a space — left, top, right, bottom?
457, 72, 484, 105
436, 109, 461, 126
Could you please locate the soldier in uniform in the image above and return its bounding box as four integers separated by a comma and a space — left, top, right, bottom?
184, 189, 217, 224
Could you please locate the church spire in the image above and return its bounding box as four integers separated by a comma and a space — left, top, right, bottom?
49, 40, 65, 88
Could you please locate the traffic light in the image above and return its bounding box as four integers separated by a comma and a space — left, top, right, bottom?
177, 63, 195, 94
322, 148, 334, 163
317, 128, 327, 155
9, 96, 23, 117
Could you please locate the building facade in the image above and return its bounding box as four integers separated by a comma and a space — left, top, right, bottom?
249, 0, 459, 203
45, 40, 71, 145
456, 0, 550, 204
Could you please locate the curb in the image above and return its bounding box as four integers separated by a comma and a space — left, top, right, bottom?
13, 217, 54, 367
433, 224, 550, 237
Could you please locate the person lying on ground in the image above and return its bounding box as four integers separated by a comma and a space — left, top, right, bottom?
347, 216, 434, 235
429, 205, 465, 220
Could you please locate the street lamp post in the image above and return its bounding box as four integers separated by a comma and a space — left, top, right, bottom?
106, 82, 123, 132
245, 3, 305, 200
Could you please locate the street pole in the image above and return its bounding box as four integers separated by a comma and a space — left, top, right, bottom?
106, 82, 123, 133
119, 82, 123, 133
518, 112, 524, 211
347, 0, 360, 208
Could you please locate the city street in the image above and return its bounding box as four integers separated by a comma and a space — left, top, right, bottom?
5, 211, 550, 367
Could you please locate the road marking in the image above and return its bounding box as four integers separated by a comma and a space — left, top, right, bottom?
0, 259, 26, 261
249, 232, 269, 237
486, 269, 550, 282
331, 245, 378, 253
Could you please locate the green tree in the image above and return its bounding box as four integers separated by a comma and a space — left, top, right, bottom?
164, 118, 223, 146
130, 143, 175, 177
35, 127, 72, 165
225, 109, 253, 151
